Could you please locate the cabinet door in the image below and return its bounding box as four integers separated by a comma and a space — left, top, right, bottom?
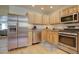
54, 16, 60, 24
28, 31, 32, 46
53, 31, 59, 45
77, 6, 79, 12
62, 8, 69, 16
46, 31, 59, 45
49, 14, 55, 24
68, 6, 77, 14
28, 12, 35, 24
34, 13, 42, 24
43, 15, 49, 25
47, 31, 52, 44
41, 30, 47, 42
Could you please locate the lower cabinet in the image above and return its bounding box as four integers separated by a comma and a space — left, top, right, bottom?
28, 31, 32, 46
48, 31, 59, 45
41, 30, 59, 45
41, 30, 48, 42
47, 31, 53, 44
52, 31, 59, 45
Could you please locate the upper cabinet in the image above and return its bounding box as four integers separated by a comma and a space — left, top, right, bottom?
42, 15, 49, 25
62, 8, 69, 16
68, 6, 77, 15
62, 6, 78, 16
50, 11, 61, 24
77, 6, 79, 12
49, 14, 55, 24
28, 11, 43, 24
28, 6, 79, 25
28, 12, 35, 24
34, 13, 43, 24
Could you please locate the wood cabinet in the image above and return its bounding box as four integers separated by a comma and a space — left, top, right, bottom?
28, 12, 42, 24
54, 15, 60, 24
77, 6, 79, 12
28, 12, 35, 24
28, 31, 32, 46
68, 6, 77, 15
41, 30, 59, 45
62, 8, 69, 16
47, 31, 59, 45
52, 31, 59, 45
34, 13, 43, 24
43, 15, 49, 25
50, 12, 60, 24
41, 29, 48, 42
62, 6, 77, 16
49, 14, 55, 24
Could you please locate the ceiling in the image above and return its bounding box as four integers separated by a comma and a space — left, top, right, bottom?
16, 5, 72, 14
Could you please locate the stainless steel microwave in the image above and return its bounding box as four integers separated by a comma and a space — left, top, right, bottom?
61, 13, 78, 23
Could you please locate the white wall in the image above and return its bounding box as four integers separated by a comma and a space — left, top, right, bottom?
0, 6, 9, 16
9, 6, 27, 16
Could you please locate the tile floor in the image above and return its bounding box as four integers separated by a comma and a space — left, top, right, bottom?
8, 42, 67, 54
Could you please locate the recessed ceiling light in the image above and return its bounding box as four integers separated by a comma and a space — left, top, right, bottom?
32, 5, 35, 7
50, 6, 53, 8
41, 8, 44, 10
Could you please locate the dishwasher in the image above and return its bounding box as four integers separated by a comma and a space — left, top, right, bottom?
32, 30, 41, 44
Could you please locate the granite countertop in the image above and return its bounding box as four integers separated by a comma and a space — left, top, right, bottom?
28, 29, 59, 32
0, 36, 7, 40
28, 29, 42, 31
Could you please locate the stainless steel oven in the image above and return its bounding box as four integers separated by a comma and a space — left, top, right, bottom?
58, 31, 78, 53
61, 13, 78, 23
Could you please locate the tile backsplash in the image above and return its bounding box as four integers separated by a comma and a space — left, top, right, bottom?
29, 23, 79, 30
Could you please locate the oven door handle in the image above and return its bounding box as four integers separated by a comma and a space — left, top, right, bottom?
59, 34, 76, 38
